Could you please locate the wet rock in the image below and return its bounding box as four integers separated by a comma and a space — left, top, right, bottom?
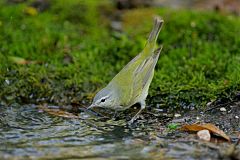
207, 101, 213, 107
174, 113, 181, 118
220, 107, 227, 112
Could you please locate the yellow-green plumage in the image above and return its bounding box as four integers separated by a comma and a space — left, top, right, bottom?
89, 17, 164, 122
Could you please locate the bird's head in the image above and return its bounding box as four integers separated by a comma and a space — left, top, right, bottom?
88, 88, 117, 109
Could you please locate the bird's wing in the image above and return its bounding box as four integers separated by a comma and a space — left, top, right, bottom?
142, 47, 162, 86
132, 47, 162, 100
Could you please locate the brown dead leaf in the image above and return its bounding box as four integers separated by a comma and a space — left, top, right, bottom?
180, 123, 231, 141
38, 105, 79, 119
237, 134, 240, 145
9, 56, 39, 65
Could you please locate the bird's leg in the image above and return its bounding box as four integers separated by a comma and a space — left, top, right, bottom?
129, 101, 146, 124
112, 110, 118, 120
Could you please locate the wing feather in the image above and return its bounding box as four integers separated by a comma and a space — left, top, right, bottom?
132, 47, 162, 100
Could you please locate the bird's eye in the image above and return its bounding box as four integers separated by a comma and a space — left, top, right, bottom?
101, 99, 105, 102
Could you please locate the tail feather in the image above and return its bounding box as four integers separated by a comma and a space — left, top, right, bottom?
142, 16, 164, 57
148, 17, 164, 43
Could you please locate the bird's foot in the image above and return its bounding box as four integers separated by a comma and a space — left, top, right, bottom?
128, 115, 139, 125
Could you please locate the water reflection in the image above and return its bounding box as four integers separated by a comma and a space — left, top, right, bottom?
0, 104, 160, 159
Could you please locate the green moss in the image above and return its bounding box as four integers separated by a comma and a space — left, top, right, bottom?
0, 1, 239, 108
121, 8, 240, 107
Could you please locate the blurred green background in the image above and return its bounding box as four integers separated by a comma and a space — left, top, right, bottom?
0, 0, 239, 109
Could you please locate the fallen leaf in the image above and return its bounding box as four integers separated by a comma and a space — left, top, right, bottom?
180, 123, 231, 141
9, 56, 39, 65
38, 104, 79, 119
237, 134, 240, 145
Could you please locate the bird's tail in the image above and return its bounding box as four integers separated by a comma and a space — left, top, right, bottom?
142, 16, 163, 57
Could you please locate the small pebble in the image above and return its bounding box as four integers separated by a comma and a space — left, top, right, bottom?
5, 79, 10, 85
111, 21, 122, 31
174, 113, 181, 117
220, 107, 227, 112
206, 101, 213, 107
235, 116, 239, 119
154, 108, 163, 112
197, 129, 211, 141
196, 116, 200, 120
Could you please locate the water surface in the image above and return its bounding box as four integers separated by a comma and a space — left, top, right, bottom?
0, 104, 236, 159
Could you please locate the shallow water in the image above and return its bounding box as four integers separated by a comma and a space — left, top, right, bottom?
0, 104, 237, 159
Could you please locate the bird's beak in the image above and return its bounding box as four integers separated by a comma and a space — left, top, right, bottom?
87, 104, 96, 110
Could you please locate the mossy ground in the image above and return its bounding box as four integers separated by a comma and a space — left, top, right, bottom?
0, 0, 240, 109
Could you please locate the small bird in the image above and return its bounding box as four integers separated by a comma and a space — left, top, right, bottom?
88, 17, 164, 123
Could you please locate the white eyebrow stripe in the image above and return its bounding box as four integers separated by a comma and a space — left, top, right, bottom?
102, 95, 110, 100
